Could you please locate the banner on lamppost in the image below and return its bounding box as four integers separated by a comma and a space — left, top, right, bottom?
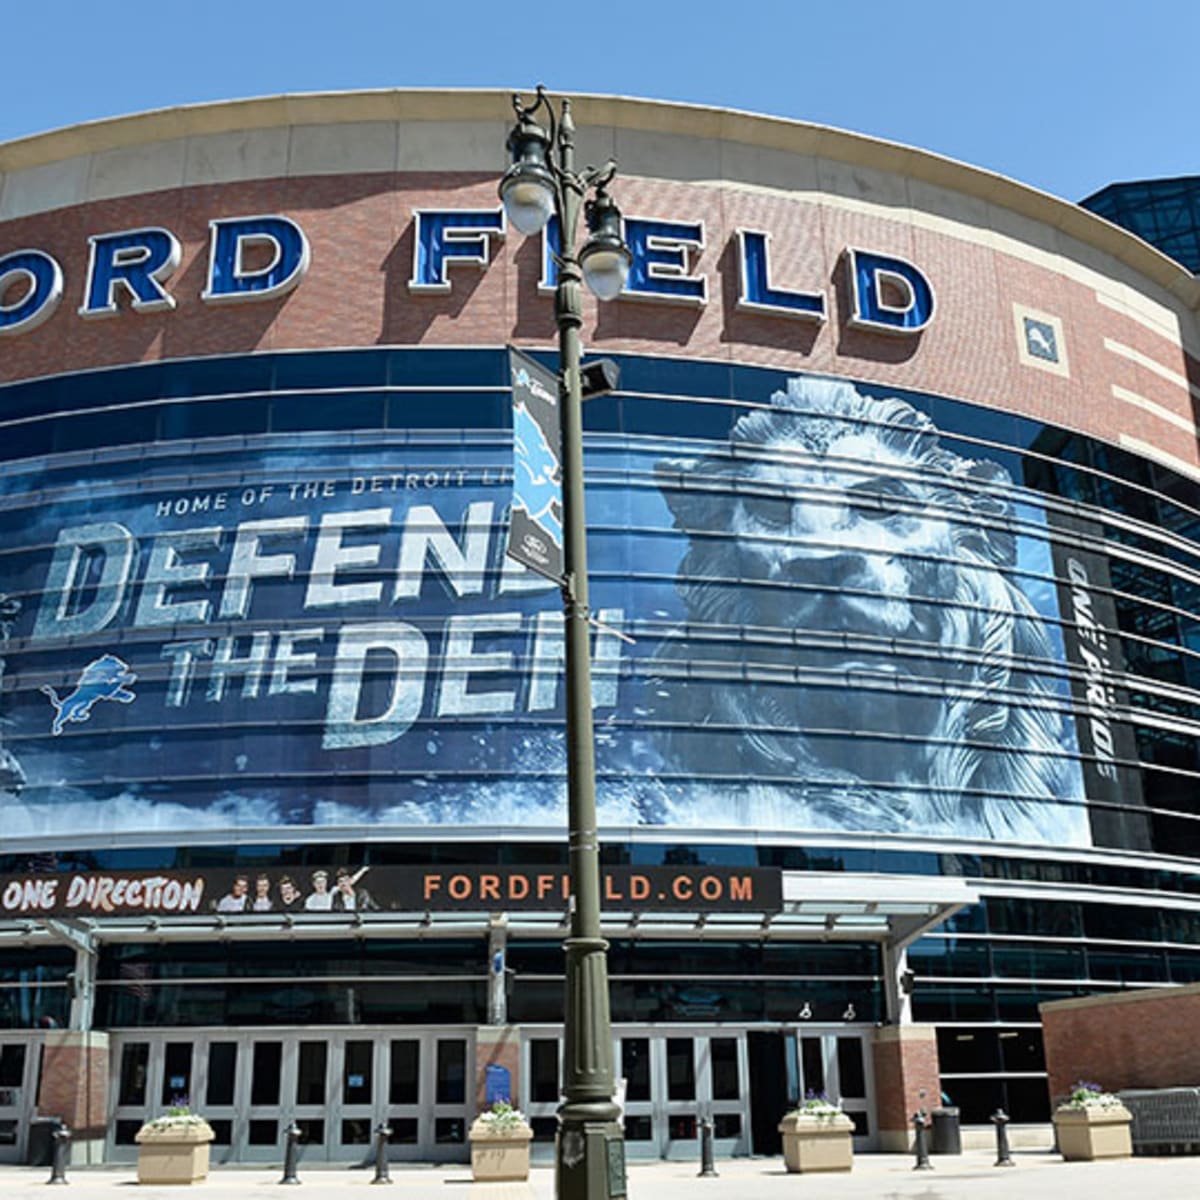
507, 347, 565, 584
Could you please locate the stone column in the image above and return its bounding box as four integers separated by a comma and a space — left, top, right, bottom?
881, 943, 913, 1026
487, 921, 508, 1026
872, 1025, 940, 1152
37, 1030, 110, 1164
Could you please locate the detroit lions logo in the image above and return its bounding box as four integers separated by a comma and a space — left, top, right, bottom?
513, 400, 563, 545
515, 367, 557, 406
41, 655, 137, 736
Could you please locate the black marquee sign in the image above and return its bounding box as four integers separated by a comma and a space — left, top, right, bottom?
0, 865, 782, 918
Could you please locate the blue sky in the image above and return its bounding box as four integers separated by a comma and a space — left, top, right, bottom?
2, 1, 1195, 202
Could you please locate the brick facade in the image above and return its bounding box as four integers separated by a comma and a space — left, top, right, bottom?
1041, 983, 1200, 1101
474, 1025, 521, 1110
37, 1031, 109, 1144
871, 1025, 941, 1152
1, 163, 1197, 472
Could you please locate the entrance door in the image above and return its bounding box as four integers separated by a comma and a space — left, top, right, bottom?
794, 1030, 874, 1148
747, 1032, 787, 1156
619, 1030, 750, 1160
242, 1038, 286, 1162
0, 1038, 37, 1163
109, 1033, 292, 1164
748, 1028, 876, 1154
197, 1039, 240, 1162
108, 1028, 475, 1163
522, 1028, 752, 1161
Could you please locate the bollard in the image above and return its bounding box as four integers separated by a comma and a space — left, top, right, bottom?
912, 1111, 932, 1171
991, 1109, 1015, 1167
371, 1123, 393, 1185
697, 1115, 717, 1178
47, 1125, 71, 1186
279, 1121, 302, 1186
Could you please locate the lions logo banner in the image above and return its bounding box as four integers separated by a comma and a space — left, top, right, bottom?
507, 348, 564, 584
0, 347, 1151, 852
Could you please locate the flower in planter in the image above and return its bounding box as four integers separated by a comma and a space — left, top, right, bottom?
786, 1091, 844, 1121
1058, 1081, 1123, 1112
135, 1103, 215, 1186
141, 1105, 213, 1134
475, 1101, 530, 1133
470, 1100, 532, 1183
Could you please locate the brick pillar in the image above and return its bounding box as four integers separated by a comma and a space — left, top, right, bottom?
37, 1030, 109, 1164
872, 1025, 940, 1152
474, 1025, 521, 1111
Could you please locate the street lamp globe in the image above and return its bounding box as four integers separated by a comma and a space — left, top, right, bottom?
500, 116, 556, 235
580, 191, 631, 301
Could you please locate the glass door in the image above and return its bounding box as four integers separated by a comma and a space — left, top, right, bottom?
522, 1035, 562, 1160
380, 1032, 472, 1162
241, 1038, 285, 1163
197, 1040, 239, 1163
427, 1036, 470, 1161
109, 1028, 476, 1164
661, 1036, 701, 1158
618, 1036, 653, 1155
331, 1037, 378, 1162
384, 1036, 422, 1159
0, 1040, 36, 1164
291, 1040, 331, 1160
790, 1030, 875, 1150
523, 1027, 753, 1161
635, 1031, 751, 1160
110, 1039, 152, 1159
706, 1035, 749, 1156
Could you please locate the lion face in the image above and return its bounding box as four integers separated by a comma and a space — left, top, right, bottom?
652, 375, 1085, 842
727, 429, 976, 751
730, 429, 965, 641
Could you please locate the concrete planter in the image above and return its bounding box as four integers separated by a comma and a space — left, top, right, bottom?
468, 1118, 533, 1182
134, 1119, 215, 1184
1053, 1105, 1133, 1161
778, 1111, 855, 1173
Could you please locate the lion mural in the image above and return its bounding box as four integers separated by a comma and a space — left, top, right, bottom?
649, 375, 1088, 846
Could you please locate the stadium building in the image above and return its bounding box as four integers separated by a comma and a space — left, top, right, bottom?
0, 90, 1198, 1166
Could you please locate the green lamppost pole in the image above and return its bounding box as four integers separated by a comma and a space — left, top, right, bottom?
499, 87, 632, 1200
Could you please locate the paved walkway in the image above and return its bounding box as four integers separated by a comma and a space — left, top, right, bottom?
3, 1149, 1199, 1200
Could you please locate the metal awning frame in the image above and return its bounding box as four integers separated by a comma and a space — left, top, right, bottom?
0, 873, 977, 952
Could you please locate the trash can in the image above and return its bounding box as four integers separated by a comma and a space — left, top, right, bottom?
930, 1107, 961, 1155
27, 1117, 62, 1166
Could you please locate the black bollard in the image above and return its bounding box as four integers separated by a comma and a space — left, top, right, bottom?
47, 1125, 71, 1186
371, 1123, 393, 1185
912, 1111, 932, 1171
279, 1121, 302, 1186
991, 1109, 1015, 1167
697, 1115, 717, 1178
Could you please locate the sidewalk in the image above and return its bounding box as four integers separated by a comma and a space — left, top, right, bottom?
2, 1149, 1198, 1200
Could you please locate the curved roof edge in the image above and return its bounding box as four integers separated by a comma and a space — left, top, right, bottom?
1, 87, 1197, 311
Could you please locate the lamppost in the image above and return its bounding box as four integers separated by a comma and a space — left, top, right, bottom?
499, 87, 631, 1200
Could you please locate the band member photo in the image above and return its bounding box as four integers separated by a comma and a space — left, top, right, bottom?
215, 875, 250, 912
304, 869, 335, 910
332, 865, 374, 911
251, 873, 273, 911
